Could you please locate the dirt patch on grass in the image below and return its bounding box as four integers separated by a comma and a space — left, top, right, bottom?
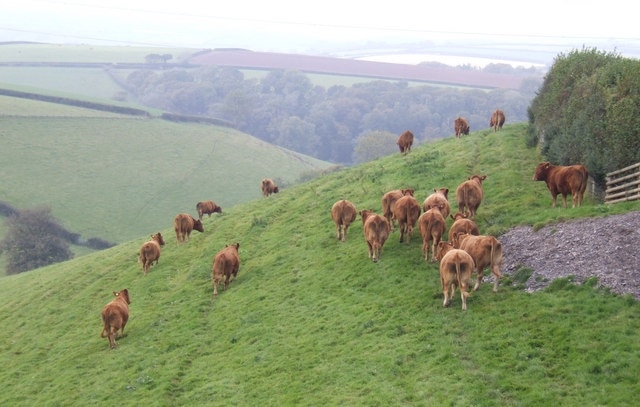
500, 211, 640, 300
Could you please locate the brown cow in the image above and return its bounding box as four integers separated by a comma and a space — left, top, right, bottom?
331, 199, 357, 242
212, 243, 240, 296
422, 188, 451, 219
196, 200, 222, 220
456, 175, 486, 219
418, 208, 446, 262
360, 209, 390, 262
138, 232, 165, 275
490, 109, 505, 132
533, 162, 588, 208
392, 191, 421, 245
448, 212, 480, 247
261, 178, 279, 197
382, 188, 413, 232
100, 289, 131, 349
454, 117, 470, 138
456, 233, 503, 292
174, 213, 204, 244
396, 130, 414, 155
436, 242, 474, 310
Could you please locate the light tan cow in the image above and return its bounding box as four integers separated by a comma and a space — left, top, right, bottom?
436, 242, 474, 310
392, 190, 421, 245
138, 232, 165, 275
360, 209, 390, 263
455, 175, 486, 219
100, 289, 131, 349
174, 213, 204, 244
448, 212, 480, 247
418, 208, 446, 262
422, 188, 451, 219
331, 199, 357, 242
382, 188, 411, 232
456, 233, 503, 292
212, 243, 240, 296
490, 109, 505, 132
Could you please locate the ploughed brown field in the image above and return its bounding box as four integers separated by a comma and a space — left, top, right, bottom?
187, 49, 524, 89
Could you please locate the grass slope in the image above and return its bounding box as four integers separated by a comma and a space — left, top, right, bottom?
0, 98, 331, 245
1, 124, 639, 406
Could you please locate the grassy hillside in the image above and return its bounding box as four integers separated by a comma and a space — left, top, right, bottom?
0, 95, 332, 246
1, 124, 639, 406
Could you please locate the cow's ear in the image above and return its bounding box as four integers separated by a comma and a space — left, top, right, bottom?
113, 291, 118, 296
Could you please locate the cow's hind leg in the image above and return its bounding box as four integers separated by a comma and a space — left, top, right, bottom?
473, 269, 484, 291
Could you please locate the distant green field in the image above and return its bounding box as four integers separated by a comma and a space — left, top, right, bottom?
0, 97, 332, 246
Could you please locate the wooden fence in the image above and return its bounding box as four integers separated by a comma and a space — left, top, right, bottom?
605, 162, 640, 204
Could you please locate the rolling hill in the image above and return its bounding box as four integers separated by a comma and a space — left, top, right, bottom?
1, 124, 638, 406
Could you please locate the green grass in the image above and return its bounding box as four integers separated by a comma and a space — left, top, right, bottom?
0, 99, 332, 245
1, 123, 639, 406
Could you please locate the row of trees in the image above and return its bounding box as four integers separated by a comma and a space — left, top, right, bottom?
124, 64, 540, 163
527, 48, 640, 192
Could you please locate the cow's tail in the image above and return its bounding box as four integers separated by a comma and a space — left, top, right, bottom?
100, 313, 109, 338
490, 240, 503, 277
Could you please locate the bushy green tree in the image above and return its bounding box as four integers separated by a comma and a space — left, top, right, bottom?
0, 207, 73, 275
352, 131, 398, 163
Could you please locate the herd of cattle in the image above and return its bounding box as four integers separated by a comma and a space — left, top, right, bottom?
100, 178, 280, 349
102, 111, 590, 347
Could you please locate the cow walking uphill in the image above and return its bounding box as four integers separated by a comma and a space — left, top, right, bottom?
138, 232, 165, 275
392, 190, 421, 245
455, 233, 503, 293
174, 213, 204, 244
490, 109, 505, 132
448, 212, 479, 247
381, 189, 407, 232
418, 207, 446, 262
456, 175, 486, 219
454, 117, 470, 138
261, 178, 279, 197
331, 199, 357, 242
100, 289, 131, 349
360, 209, 390, 263
196, 200, 222, 220
436, 242, 474, 311
423, 188, 451, 219
396, 130, 414, 155
533, 162, 588, 208
212, 243, 240, 296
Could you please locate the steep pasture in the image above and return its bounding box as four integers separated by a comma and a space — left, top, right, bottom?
0, 124, 639, 405
0, 100, 331, 245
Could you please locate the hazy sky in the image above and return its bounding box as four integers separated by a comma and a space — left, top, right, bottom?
3, 0, 639, 58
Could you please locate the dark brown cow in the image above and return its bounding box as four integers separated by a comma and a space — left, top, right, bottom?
138, 232, 165, 275
100, 289, 131, 349
381, 189, 412, 232
173, 213, 204, 244
396, 130, 414, 154
212, 243, 240, 296
436, 242, 474, 310
490, 109, 505, 132
418, 208, 446, 262
196, 200, 222, 220
360, 209, 390, 262
448, 212, 480, 247
261, 178, 279, 197
331, 199, 357, 242
455, 175, 486, 219
454, 117, 470, 138
456, 233, 503, 292
392, 191, 421, 245
533, 162, 588, 208
422, 188, 451, 219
